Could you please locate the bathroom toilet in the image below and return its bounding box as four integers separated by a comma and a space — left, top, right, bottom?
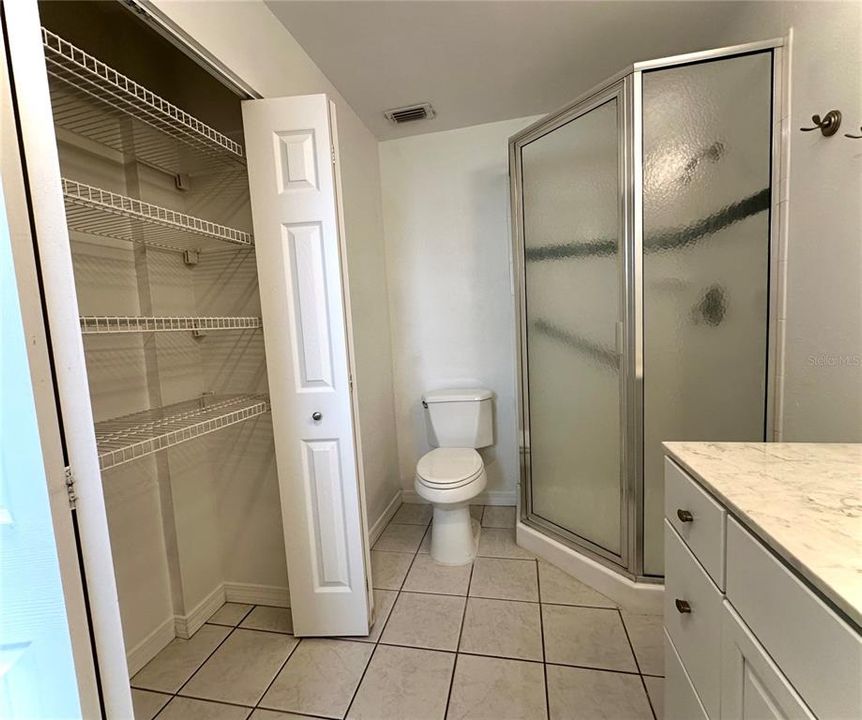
414, 388, 493, 565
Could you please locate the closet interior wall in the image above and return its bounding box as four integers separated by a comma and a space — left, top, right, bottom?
38, 1, 286, 671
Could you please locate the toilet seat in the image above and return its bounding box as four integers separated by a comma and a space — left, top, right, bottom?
416, 448, 483, 488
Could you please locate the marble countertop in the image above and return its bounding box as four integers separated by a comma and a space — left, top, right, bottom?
662, 442, 862, 628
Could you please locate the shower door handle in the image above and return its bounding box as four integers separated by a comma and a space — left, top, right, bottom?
615, 321, 624, 355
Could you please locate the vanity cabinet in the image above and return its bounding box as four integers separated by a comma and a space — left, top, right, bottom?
663, 456, 862, 720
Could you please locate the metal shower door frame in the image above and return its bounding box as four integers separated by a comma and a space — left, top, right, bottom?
510, 74, 634, 571
510, 38, 784, 582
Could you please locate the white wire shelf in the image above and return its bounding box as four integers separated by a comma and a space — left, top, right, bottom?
63, 178, 253, 253
95, 394, 270, 471
80, 316, 262, 334
42, 27, 245, 175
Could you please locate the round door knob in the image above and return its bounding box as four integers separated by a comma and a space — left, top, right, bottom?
675, 599, 692, 614
312, 411, 322, 421
677, 509, 694, 523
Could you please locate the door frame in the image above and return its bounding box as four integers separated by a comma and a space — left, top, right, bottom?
1, 1, 134, 716
509, 38, 786, 582
0, 19, 99, 718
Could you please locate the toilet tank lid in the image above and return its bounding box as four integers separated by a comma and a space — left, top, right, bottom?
423, 388, 494, 403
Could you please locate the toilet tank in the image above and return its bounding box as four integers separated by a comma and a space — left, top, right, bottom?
423, 388, 494, 448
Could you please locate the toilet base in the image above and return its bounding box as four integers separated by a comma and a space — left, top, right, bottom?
430, 503, 480, 566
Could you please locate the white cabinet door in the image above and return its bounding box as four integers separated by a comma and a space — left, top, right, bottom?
242, 94, 370, 636
720, 602, 814, 720
665, 631, 709, 720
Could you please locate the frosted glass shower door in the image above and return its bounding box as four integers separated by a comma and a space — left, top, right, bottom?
519, 88, 625, 559
641, 52, 773, 575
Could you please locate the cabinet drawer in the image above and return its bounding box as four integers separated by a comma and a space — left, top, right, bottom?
726, 518, 862, 720
720, 600, 814, 720
665, 457, 726, 588
665, 629, 709, 720
665, 520, 723, 718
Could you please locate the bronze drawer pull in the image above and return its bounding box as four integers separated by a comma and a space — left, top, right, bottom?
677, 509, 694, 523
675, 599, 692, 614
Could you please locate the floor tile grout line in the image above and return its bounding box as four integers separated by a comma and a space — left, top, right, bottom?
344, 641, 647, 676
387, 519, 432, 527
537, 560, 551, 720
173, 690, 260, 710
371, 582, 619, 610
150, 621, 241, 716
444, 547, 476, 718
340, 625, 379, 718
641, 674, 660, 720
444, 654, 461, 720
208, 602, 256, 629
257, 708, 328, 720
454, 560, 476, 655
249, 632, 303, 713
210, 623, 294, 637
617, 609, 643, 674
539, 599, 619, 610
617, 608, 658, 720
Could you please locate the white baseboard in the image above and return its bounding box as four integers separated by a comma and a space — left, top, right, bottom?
126, 615, 175, 676
126, 581, 292, 675
401, 488, 517, 507
369, 489, 402, 545
174, 585, 226, 639
223, 581, 290, 608
517, 522, 664, 614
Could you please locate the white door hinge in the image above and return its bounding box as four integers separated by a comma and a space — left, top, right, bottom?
64, 466, 77, 509
331, 146, 336, 164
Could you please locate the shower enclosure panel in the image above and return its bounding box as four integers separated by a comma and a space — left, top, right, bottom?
511, 41, 780, 581
639, 52, 774, 576
513, 81, 633, 567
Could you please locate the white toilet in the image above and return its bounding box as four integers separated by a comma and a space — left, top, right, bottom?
414, 388, 493, 565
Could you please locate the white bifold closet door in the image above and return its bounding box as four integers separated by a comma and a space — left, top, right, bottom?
242, 94, 372, 637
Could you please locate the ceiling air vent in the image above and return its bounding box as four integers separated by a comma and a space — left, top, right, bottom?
384, 102, 436, 125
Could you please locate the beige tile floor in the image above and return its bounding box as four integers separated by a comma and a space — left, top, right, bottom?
131, 504, 663, 720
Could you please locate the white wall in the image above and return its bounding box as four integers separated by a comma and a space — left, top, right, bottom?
714, 1, 862, 441
379, 116, 541, 504
152, 0, 402, 527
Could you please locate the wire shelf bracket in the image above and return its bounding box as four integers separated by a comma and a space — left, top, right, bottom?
63, 178, 253, 253
95, 394, 270, 471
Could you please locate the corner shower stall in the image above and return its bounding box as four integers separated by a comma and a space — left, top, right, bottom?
510, 41, 780, 580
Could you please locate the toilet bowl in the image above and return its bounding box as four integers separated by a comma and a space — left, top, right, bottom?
414, 387, 494, 566
415, 448, 487, 565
